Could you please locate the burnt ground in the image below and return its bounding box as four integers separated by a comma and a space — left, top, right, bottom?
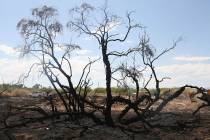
0, 95, 210, 140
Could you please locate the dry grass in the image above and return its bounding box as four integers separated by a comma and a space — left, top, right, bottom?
8, 88, 31, 97
208, 90, 210, 95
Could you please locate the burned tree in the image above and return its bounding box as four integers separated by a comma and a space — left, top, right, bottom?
67, 3, 142, 126
16, 5, 102, 123
115, 56, 145, 100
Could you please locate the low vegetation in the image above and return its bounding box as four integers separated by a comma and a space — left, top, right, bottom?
0, 83, 200, 98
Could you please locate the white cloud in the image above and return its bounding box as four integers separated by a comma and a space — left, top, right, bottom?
1, 44, 209, 89
0, 44, 17, 56
105, 20, 121, 31
83, 20, 121, 41
125, 40, 133, 44
92, 20, 121, 34
75, 49, 92, 55
156, 63, 210, 88
0, 53, 106, 87
63, 55, 105, 87
0, 58, 38, 84
0, 42, 103, 87
84, 36, 93, 41
173, 56, 210, 62
55, 45, 92, 56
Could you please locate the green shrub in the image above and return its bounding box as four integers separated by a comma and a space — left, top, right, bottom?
94, 87, 106, 94
76, 87, 92, 95
93, 87, 136, 95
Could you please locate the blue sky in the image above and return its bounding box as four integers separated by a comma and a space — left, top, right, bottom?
0, 0, 209, 88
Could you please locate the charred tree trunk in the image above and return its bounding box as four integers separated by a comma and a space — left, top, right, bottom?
102, 41, 114, 126
133, 77, 139, 100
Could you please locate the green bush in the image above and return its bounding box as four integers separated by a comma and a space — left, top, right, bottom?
93, 87, 136, 95
76, 87, 92, 95
94, 87, 106, 94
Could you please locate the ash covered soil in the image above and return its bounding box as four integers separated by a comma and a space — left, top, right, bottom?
0, 94, 210, 140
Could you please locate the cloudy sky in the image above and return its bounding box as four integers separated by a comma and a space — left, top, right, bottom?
0, 0, 209, 88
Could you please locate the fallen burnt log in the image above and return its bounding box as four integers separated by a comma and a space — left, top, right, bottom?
193, 89, 210, 115
1, 104, 103, 130
108, 85, 206, 127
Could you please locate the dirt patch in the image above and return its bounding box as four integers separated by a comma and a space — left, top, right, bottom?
0, 96, 210, 140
